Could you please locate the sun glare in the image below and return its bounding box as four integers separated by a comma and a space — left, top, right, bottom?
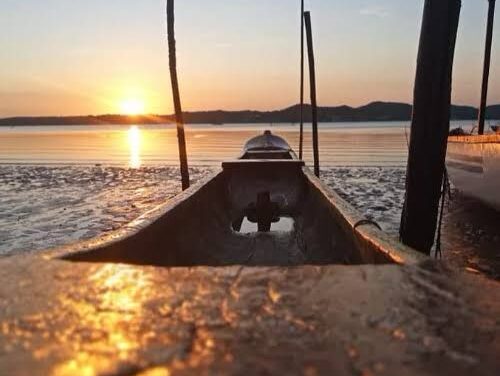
120, 99, 145, 116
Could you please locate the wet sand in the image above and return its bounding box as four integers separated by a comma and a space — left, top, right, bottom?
441, 193, 500, 279
0, 166, 216, 254
1, 165, 499, 280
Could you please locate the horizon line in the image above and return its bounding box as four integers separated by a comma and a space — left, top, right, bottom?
1, 100, 499, 120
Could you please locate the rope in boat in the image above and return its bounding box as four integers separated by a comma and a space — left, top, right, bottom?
435, 168, 451, 259
354, 219, 382, 231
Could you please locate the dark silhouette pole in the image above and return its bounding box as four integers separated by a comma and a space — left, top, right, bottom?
400, 0, 461, 254
304, 11, 320, 177
167, 0, 190, 190
299, 0, 305, 159
478, 0, 496, 135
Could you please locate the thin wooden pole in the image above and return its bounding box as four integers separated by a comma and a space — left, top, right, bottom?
167, 0, 190, 190
478, 0, 496, 135
304, 11, 320, 177
400, 0, 461, 254
299, 0, 305, 159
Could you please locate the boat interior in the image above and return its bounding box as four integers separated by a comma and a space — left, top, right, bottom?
60, 167, 422, 267
57, 132, 423, 267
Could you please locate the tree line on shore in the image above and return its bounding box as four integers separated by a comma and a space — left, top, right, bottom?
1, 101, 499, 126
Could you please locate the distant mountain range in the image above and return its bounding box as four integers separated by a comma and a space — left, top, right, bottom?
1, 101, 499, 126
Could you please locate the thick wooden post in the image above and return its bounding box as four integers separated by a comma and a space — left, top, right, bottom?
167, 0, 190, 190
299, 0, 305, 159
400, 0, 461, 254
304, 11, 320, 178
478, 0, 496, 135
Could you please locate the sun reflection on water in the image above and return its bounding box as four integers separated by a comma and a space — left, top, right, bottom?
128, 125, 141, 168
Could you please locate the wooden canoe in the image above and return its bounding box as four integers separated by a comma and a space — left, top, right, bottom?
48, 131, 424, 266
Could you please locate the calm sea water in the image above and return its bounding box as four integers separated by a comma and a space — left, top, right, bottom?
0, 121, 476, 167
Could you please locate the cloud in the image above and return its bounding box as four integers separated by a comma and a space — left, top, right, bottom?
360, 6, 390, 18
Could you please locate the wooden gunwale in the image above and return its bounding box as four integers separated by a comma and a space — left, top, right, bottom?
44, 163, 424, 266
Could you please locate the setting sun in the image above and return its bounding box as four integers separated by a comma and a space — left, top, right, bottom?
120, 99, 145, 116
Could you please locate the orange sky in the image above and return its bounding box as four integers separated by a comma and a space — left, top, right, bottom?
0, 0, 499, 117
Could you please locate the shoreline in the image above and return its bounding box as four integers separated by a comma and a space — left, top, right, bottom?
0, 118, 496, 127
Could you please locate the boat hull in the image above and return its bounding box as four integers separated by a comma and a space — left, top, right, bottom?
447, 135, 500, 210
51, 159, 423, 266
47, 131, 423, 267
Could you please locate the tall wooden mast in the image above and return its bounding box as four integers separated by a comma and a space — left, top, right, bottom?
167, 0, 190, 190
299, 0, 305, 159
478, 0, 496, 135
304, 11, 320, 178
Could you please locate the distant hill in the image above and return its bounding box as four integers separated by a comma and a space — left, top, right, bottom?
1, 101, 498, 126
486, 104, 500, 119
